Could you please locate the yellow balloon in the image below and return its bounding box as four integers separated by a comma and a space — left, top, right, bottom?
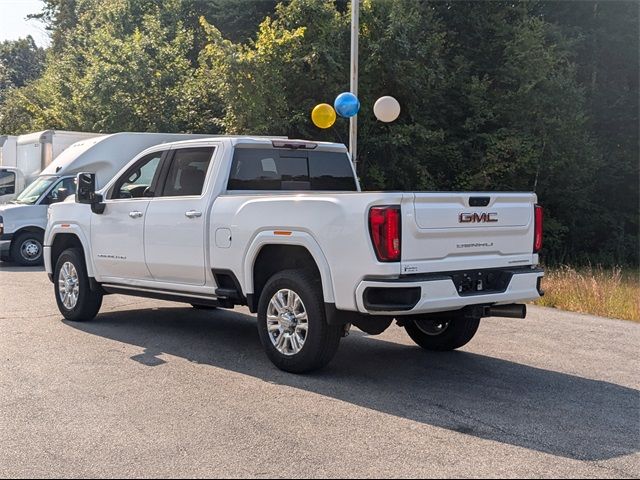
311, 103, 336, 129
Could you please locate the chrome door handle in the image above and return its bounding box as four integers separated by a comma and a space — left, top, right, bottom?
185, 210, 202, 219
129, 211, 143, 219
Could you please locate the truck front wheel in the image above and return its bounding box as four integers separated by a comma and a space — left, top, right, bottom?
257, 269, 342, 373
404, 315, 480, 351
54, 248, 102, 322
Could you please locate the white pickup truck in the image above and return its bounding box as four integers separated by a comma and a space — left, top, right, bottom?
45, 137, 544, 373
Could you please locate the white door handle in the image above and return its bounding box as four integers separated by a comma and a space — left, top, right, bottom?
129, 211, 143, 219
185, 210, 202, 219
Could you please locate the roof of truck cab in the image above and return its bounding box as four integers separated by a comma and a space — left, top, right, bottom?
163, 136, 348, 152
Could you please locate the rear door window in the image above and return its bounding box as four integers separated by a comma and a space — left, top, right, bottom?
227, 148, 357, 191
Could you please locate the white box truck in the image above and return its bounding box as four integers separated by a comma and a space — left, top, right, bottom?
0, 132, 212, 265
0, 130, 102, 204
0, 135, 17, 166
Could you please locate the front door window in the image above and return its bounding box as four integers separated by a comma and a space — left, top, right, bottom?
111, 152, 164, 199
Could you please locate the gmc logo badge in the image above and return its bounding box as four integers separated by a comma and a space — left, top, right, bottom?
459, 212, 498, 223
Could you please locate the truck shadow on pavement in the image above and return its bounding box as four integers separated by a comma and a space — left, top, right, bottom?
0, 262, 46, 272
65, 306, 640, 462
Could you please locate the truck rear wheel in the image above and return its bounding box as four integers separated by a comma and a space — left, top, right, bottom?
404, 315, 480, 351
257, 269, 342, 373
54, 248, 103, 322
11, 231, 44, 266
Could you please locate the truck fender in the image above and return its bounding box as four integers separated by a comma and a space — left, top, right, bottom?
243, 230, 336, 304
46, 223, 96, 278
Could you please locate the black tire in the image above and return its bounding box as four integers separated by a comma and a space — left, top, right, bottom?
257, 269, 342, 373
191, 304, 218, 310
404, 315, 480, 351
10, 231, 45, 266
54, 248, 102, 322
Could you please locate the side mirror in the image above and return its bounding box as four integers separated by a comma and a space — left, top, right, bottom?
76, 173, 96, 203
76, 173, 105, 214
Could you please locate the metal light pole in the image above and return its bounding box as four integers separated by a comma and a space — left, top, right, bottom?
349, 0, 359, 170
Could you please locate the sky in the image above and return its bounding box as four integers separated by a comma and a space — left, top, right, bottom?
0, 0, 50, 47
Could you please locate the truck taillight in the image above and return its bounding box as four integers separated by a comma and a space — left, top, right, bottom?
369, 206, 401, 262
534, 204, 543, 253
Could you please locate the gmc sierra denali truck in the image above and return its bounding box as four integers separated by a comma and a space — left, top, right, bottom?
44, 137, 544, 373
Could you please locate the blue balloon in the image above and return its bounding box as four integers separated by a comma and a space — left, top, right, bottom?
334, 92, 360, 118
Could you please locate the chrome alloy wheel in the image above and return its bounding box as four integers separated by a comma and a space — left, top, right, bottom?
415, 319, 451, 336
266, 289, 309, 356
20, 239, 42, 261
58, 261, 80, 310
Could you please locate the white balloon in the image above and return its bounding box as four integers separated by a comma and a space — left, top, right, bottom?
373, 96, 401, 122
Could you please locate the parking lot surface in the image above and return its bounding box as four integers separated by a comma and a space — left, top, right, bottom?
1, 265, 639, 478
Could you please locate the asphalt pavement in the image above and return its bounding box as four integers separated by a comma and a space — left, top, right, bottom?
1, 264, 639, 478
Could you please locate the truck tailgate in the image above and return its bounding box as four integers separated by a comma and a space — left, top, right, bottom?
401, 192, 538, 274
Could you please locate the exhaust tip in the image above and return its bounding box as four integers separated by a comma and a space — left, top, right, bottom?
484, 304, 527, 319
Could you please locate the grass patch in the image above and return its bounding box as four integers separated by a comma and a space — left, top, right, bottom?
535, 266, 640, 322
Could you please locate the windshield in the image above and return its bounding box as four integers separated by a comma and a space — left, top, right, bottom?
12, 176, 57, 205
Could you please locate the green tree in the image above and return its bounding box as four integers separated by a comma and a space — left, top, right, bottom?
28, 0, 78, 52
198, 0, 349, 137
68, 1, 199, 132
188, 0, 280, 43
0, 36, 46, 103
1, 0, 220, 134
538, 0, 639, 264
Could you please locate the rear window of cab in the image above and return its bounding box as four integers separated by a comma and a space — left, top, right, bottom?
227, 148, 357, 191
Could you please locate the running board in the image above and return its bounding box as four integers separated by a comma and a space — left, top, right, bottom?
101, 284, 229, 308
